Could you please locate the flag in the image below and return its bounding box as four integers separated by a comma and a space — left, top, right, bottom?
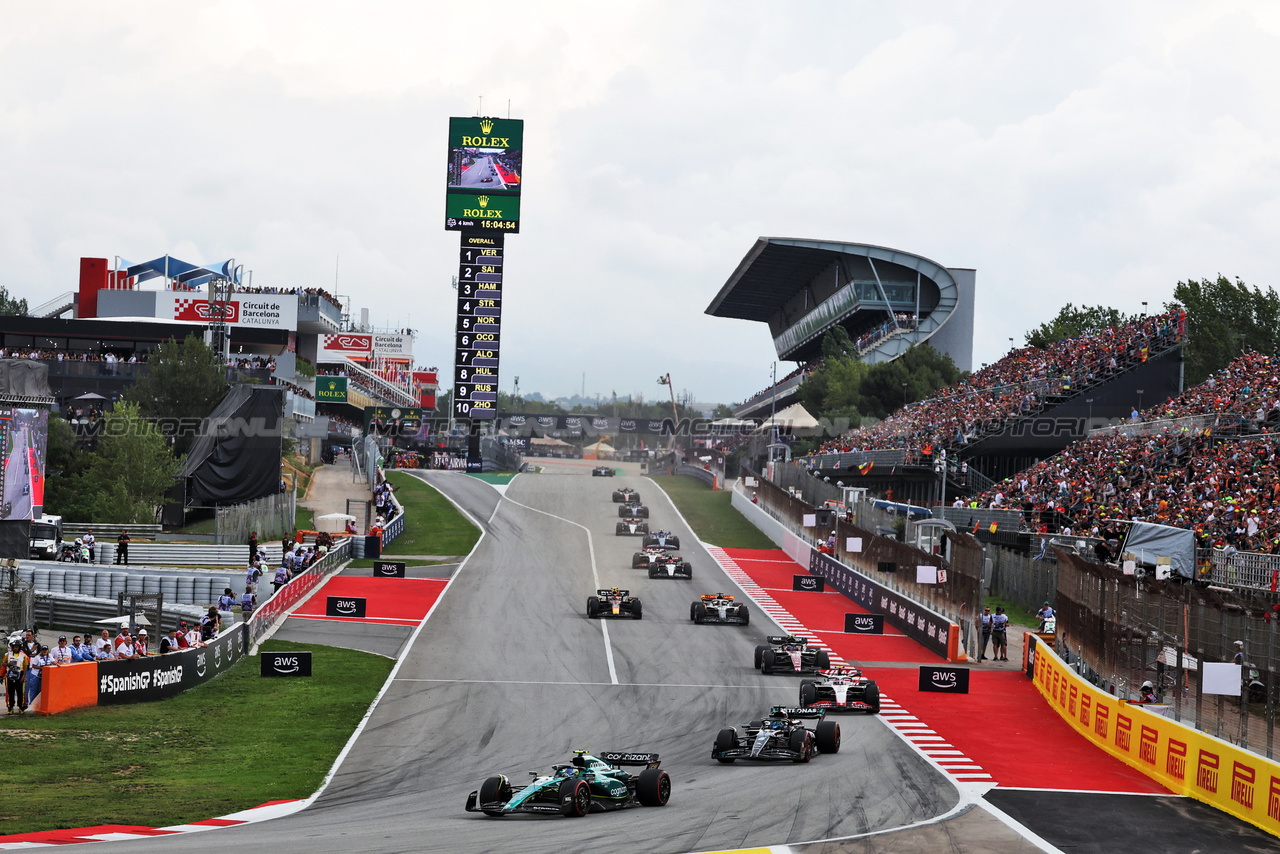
859, 462, 873, 475
972, 521, 980, 534
989, 522, 998, 534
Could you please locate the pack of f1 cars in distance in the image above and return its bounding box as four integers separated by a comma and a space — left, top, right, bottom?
617, 502, 649, 518
799, 666, 880, 714
690, 593, 749, 625
641, 530, 680, 550
617, 517, 650, 536
587, 588, 643, 619
466, 749, 670, 817
631, 547, 690, 574
612, 487, 640, 503
754, 635, 831, 674
592, 466, 615, 477
712, 706, 840, 763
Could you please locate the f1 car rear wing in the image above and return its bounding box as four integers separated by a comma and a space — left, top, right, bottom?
769, 706, 826, 719
701, 593, 734, 601
598, 751, 661, 769
596, 588, 632, 597
621, 517, 645, 522
766, 635, 807, 645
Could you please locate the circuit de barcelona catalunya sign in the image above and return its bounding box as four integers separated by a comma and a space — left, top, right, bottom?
96, 625, 248, 705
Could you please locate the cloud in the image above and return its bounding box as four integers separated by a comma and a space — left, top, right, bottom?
1, 1, 1277, 404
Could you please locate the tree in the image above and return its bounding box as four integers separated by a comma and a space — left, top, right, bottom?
44, 403, 181, 523
126, 335, 228, 454
711, 403, 736, 419
86, 402, 181, 523
1173, 276, 1280, 386
0, 285, 27, 316
1024, 303, 1138, 348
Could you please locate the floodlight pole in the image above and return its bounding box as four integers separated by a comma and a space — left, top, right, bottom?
658, 373, 679, 452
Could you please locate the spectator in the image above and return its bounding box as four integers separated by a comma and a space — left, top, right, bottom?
26, 645, 49, 707
135, 629, 149, 656
83, 530, 96, 564
21, 629, 37, 659
249, 530, 258, 565
70, 635, 88, 662
991, 607, 1009, 661
978, 607, 993, 661
115, 633, 137, 660
49, 636, 73, 666
159, 629, 181, 655
93, 628, 112, 655
1138, 680, 1157, 703
240, 587, 257, 616
184, 622, 205, 648
116, 530, 130, 565
4, 640, 28, 714
113, 627, 131, 651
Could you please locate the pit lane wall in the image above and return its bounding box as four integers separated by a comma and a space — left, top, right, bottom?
730, 481, 960, 661
1030, 635, 1280, 837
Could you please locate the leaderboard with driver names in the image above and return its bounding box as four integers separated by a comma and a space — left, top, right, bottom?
453, 231, 503, 419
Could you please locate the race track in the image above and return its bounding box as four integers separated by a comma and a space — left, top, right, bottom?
80, 469, 961, 854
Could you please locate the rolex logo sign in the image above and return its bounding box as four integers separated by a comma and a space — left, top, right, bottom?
480, 118, 494, 134
478, 196, 489, 208
317, 376, 348, 402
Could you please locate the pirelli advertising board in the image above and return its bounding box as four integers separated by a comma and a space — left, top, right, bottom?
1031, 638, 1280, 836
446, 116, 523, 233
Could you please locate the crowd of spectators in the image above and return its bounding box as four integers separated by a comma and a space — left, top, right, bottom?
736, 360, 823, 408
228, 355, 276, 372
1, 348, 147, 363
811, 308, 1187, 460
969, 350, 1280, 554
855, 314, 918, 354
235, 285, 343, 312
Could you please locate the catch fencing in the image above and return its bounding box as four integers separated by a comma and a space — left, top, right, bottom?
1054, 550, 1280, 758
215, 491, 297, 544
0, 565, 34, 634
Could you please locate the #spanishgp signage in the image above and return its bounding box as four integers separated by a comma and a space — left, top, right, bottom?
260, 651, 313, 677
97, 625, 248, 705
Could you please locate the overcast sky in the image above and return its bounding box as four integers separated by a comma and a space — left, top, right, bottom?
2, 2, 1278, 408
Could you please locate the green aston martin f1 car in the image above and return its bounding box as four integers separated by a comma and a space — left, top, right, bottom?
465, 750, 671, 817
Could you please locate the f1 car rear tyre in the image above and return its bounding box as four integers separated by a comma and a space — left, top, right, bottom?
789, 729, 811, 762
754, 645, 767, 669
587, 598, 600, 619
632, 598, 643, 619
816, 720, 841, 753
478, 775, 510, 816
560, 778, 591, 817
714, 727, 737, 763
693, 603, 707, 623
815, 649, 831, 669
649, 567, 658, 579
799, 680, 817, 706
636, 768, 671, 806
684, 564, 692, 578
864, 683, 880, 714
633, 553, 646, 568
761, 648, 776, 675
739, 605, 749, 625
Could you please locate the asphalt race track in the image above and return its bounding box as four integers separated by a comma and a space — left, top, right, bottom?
70, 468, 966, 854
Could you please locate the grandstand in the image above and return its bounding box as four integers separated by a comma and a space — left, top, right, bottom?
705, 238, 975, 419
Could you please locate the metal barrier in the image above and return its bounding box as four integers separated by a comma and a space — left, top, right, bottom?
382, 492, 406, 546
675, 464, 716, 488
1207, 547, 1280, 592
32, 592, 209, 635
94, 542, 287, 567
248, 538, 351, 648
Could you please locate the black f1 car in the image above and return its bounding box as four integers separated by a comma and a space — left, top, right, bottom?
592, 466, 615, 477
641, 530, 680, 550
587, 588, 643, 619
617, 502, 649, 519
690, 593, 749, 625
617, 518, 650, 536
466, 749, 670, 817
646, 553, 691, 579
754, 635, 831, 674
612, 487, 640, 503
712, 706, 840, 763
800, 666, 880, 714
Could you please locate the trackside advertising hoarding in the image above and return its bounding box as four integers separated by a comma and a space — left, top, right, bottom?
808, 550, 954, 660
96, 625, 248, 705
1032, 638, 1280, 836
445, 116, 523, 233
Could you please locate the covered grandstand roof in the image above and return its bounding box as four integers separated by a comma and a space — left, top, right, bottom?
119, 255, 241, 288
705, 236, 974, 371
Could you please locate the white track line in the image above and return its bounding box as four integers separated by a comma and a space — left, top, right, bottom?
487, 491, 619, 686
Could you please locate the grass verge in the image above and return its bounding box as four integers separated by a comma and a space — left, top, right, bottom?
383, 471, 481, 556
646, 475, 776, 549
0, 641, 392, 835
